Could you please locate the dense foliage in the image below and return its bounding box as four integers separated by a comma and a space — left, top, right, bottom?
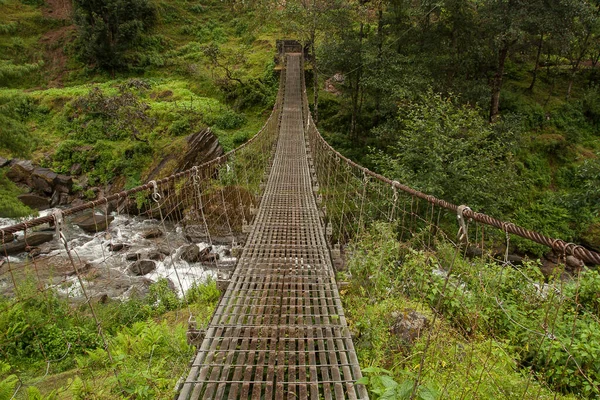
344, 222, 599, 398
280, 0, 600, 254
0, 277, 220, 398
73, 0, 157, 72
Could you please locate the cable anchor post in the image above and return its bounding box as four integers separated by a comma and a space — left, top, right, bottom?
456, 205, 471, 244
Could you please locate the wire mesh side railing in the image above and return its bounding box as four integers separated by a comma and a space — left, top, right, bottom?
0, 65, 285, 398
304, 87, 600, 397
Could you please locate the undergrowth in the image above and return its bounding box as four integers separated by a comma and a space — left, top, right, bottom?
343, 222, 597, 399
0, 276, 220, 399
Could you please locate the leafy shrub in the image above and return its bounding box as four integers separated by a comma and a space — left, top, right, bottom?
0, 361, 18, 399
169, 116, 193, 136
147, 278, 180, 313
214, 109, 246, 130
582, 84, 600, 125
0, 94, 37, 156
0, 170, 35, 218
358, 367, 439, 400
186, 278, 220, 305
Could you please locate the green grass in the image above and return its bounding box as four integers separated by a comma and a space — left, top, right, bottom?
0, 0, 283, 216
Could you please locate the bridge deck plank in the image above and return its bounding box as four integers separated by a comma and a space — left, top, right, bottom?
177, 54, 367, 400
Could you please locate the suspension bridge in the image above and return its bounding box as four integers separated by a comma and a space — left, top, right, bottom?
2, 49, 600, 399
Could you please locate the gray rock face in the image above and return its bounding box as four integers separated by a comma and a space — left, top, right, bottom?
74, 213, 115, 233
6, 159, 34, 183
0, 231, 54, 255
31, 168, 57, 194
54, 174, 73, 191
18, 194, 50, 210
129, 260, 156, 276
390, 309, 430, 344
178, 128, 224, 172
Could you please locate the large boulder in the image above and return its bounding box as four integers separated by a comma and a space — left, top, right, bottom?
129, 260, 156, 276
390, 309, 429, 344
180, 244, 201, 263
18, 194, 50, 210
0, 157, 10, 168
178, 128, 224, 172
31, 167, 57, 194
73, 212, 115, 233
184, 225, 209, 243
0, 231, 54, 255
54, 174, 73, 193
6, 160, 34, 184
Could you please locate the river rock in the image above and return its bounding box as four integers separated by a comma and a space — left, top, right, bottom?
129, 260, 156, 276
17, 194, 50, 210
73, 212, 114, 233
184, 225, 208, 243
390, 309, 429, 344
0, 231, 54, 255
126, 252, 141, 261
180, 244, 201, 263
156, 245, 172, 256
203, 253, 219, 263
142, 228, 163, 239
147, 250, 165, 261
31, 167, 57, 194
6, 160, 34, 183
108, 243, 130, 252
66, 262, 94, 276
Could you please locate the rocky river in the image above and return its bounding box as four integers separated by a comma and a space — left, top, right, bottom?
0, 209, 238, 301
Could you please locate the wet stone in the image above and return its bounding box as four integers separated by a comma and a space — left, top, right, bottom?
142, 228, 163, 239
129, 260, 156, 276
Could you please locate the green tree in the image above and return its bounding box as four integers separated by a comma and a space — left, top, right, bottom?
281, 0, 350, 124
369, 90, 523, 216
73, 0, 157, 72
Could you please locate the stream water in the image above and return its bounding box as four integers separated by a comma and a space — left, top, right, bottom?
1, 209, 236, 299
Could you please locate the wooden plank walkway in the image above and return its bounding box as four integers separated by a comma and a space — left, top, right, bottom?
177, 54, 367, 400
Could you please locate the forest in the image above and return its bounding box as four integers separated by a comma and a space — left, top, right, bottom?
1, 0, 600, 398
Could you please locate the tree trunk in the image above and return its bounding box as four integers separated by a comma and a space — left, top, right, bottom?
350, 22, 364, 140
567, 31, 592, 100
528, 33, 544, 92
489, 44, 509, 123
374, 6, 384, 124
311, 32, 318, 124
